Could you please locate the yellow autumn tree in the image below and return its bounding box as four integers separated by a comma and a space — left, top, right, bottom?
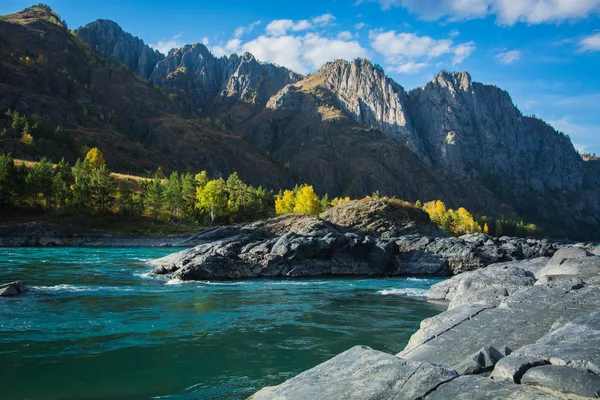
293, 185, 320, 215
330, 196, 350, 207
275, 190, 295, 214
85, 147, 105, 168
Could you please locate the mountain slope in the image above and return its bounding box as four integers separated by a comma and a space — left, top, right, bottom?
0, 5, 292, 187
243, 71, 510, 216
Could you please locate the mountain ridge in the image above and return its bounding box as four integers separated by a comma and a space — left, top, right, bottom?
1, 5, 598, 239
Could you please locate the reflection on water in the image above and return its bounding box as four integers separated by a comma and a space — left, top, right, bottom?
0, 247, 446, 400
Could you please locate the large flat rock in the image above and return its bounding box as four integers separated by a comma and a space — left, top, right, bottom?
423, 375, 562, 399
521, 365, 600, 398
425, 263, 535, 309
249, 346, 458, 400
400, 284, 600, 372
513, 312, 600, 374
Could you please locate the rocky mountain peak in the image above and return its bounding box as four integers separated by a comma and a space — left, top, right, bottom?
313, 58, 428, 158
76, 20, 164, 80
430, 70, 473, 93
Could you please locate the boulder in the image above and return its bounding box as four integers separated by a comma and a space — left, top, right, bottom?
400, 285, 600, 372
424, 375, 562, 399
536, 247, 600, 279
521, 365, 600, 398
0, 281, 29, 297
425, 264, 535, 309
490, 355, 549, 383
249, 346, 458, 400
512, 312, 600, 374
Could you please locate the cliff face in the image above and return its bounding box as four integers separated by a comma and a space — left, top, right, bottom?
149, 44, 302, 118
408, 71, 584, 193
75, 20, 164, 80
315, 60, 427, 159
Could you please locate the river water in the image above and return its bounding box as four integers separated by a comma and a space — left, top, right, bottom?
0, 247, 446, 399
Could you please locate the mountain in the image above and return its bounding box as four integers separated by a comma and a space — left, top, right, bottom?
75, 19, 164, 80
1, 5, 598, 238
0, 5, 291, 187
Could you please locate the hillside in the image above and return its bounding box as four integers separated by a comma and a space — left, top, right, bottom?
0, 5, 598, 239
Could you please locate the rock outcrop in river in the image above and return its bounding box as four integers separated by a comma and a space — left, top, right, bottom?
149, 199, 561, 280
250, 246, 600, 399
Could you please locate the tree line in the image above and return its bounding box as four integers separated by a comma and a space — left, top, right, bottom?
0, 149, 275, 225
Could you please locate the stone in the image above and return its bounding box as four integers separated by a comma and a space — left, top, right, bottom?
521, 365, 600, 398
536, 247, 600, 279
248, 346, 458, 400
0, 281, 29, 297
453, 346, 506, 375
490, 355, 549, 383
425, 264, 535, 308
400, 285, 600, 371
513, 312, 600, 374
424, 375, 562, 399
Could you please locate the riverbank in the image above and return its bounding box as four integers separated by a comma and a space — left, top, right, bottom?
0, 221, 195, 247
249, 246, 600, 399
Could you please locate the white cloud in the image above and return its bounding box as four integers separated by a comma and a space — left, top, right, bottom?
242, 35, 305, 71
392, 61, 429, 73
449, 29, 460, 38
265, 14, 336, 37
496, 49, 522, 64
369, 30, 475, 73
241, 33, 368, 73
234, 20, 262, 38
150, 33, 184, 55
453, 41, 476, 64
578, 33, 600, 52
337, 31, 354, 40
211, 38, 243, 57
202, 37, 210, 45
366, 0, 600, 25
574, 143, 588, 153
354, 22, 366, 29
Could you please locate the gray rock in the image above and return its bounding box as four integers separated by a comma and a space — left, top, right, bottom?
425, 264, 535, 309
0, 281, 29, 297
490, 355, 549, 383
513, 312, 600, 374
592, 246, 600, 257
424, 375, 562, 399
400, 285, 600, 372
76, 20, 164, 80
521, 365, 600, 398
536, 247, 600, 279
249, 345, 458, 400
453, 346, 506, 375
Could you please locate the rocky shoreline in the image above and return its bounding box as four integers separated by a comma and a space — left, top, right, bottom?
0, 221, 193, 247
249, 246, 600, 399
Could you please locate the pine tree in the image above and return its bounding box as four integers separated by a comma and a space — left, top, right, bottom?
180, 172, 198, 221
70, 158, 93, 211
89, 165, 115, 213
163, 171, 183, 219
26, 157, 54, 207
320, 193, 330, 213
51, 158, 70, 209
0, 154, 17, 207
143, 176, 163, 217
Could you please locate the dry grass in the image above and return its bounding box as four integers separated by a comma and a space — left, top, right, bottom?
14, 159, 151, 182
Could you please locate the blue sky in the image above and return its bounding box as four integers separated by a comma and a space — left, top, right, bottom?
2, 0, 599, 154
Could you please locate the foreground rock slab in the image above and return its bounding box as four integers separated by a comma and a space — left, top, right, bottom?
0, 281, 28, 297
249, 346, 458, 400
423, 375, 562, 399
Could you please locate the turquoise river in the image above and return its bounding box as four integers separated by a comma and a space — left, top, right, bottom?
0, 247, 446, 399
